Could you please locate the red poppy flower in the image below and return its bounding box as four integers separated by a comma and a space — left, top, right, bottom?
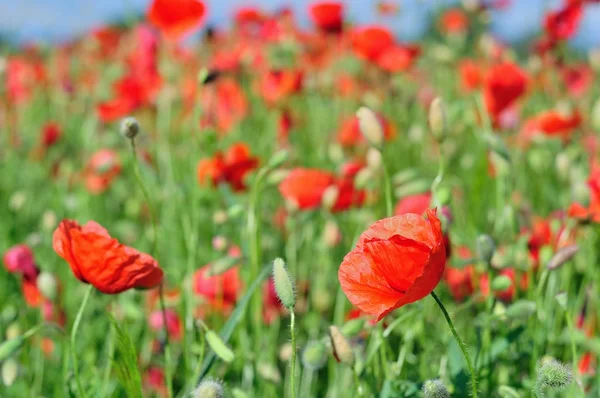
97, 96, 137, 123
544, 1, 583, 42
147, 0, 206, 41
234, 7, 266, 29
569, 167, 600, 223
41, 122, 62, 148
149, 309, 183, 340
197, 143, 259, 191
201, 78, 248, 134
279, 168, 335, 210
376, 45, 421, 73
483, 62, 528, 124
351, 25, 395, 62
394, 193, 432, 216
309, 2, 344, 34
4, 244, 38, 280
459, 60, 484, 92
53, 220, 163, 294
562, 64, 594, 97
193, 264, 242, 306
339, 209, 446, 321
84, 149, 121, 194
336, 113, 396, 147
444, 247, 475, 302
520, 110, 581, 144
439, 9, 469, 35
22, 276, 43, 307
144, 367, 167, 396
259, 69, 304, 105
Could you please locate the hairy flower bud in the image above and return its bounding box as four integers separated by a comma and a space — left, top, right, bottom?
36, 272, 58, 301
422, 379, 450, 398
429, 97, 447, 142
329, 326, 354, 366
192, 378, 225, 398
476, 234, 496, 264
356, 107, 383, 148
273, 258, 296, 309
536, 358, 572, 396
120, 117, 140, 139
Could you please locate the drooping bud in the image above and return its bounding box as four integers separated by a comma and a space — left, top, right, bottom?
272, 258, 296, 309
321, 186, 340, 211
302, 340, 328, 370
192, 378, 225, 398
329, 326, 355, 366
476, 234, 496, 264
36, 272, 58, 301
120, 117, 140, 139
356, 107, 383, 148
428, 97, 447, 142
0, 337, 24, 362
422, 379, 450, 398
535, 358, 573, 396
267, 150, 289, 169
205, 330, 234, 363
547, 245, 579, 271
1, 359, 18, 387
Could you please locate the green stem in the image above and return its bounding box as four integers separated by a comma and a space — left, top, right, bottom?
431, 151, 446, 208
70, 284, 94, 398
130, 138, 158, 255
290, 310, 297, 398
159, 284, 174, 398
381, 152, 393, 217
431, 291, 478, 398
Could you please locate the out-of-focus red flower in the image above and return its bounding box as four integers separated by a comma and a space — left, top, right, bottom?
579, 352, 596, 375
494, 268, 528, 302
147, 0, 206, 41
309, 2, 344, 34
97, 96, 138, 123
279, 168, 335, 210
22, 277, 43, 307
197, 142, 259, 191
234, 7, 266, 30
439, 9, 469, 35
6, 57, 45, 105
459, 60, 484, 92
444, 246, 475, 302
339, 209, 446, 321
544, 0, 583, 42
263, 278, 286, 324
92, 26, 123, 56
394, 193, 431, 216
520, 110, 581, 144
332, 178, 366, 212
149, 309, 183, 341
562, 64, 594, 97
259, 69, 304, 105
376, 45, 420, 73
194, 264, 242, 307
278, 109, 294, 142
569, 167, 600, 223
53, 220, 163, 294
144, 367, 167, 397
41, 122, 62, 148
351, 25, 395, 62
202, 78, 248, 134
83, 149, 121, 194
336, 113, 396, 147
376, 1, 400, 16
484, 62, 528, 125
3, 244, 38, 280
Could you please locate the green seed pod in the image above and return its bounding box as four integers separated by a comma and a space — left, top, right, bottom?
1, 359, 18, 387
429, 97, 447, 143
356, 107, 383, 148
476, 234, 496, 264
119, 117, 140, 139
341, 318, 365, 338
205, 331, 234, 363
302, 340, 328, 370
272, 258, 296, 309
192, 378, 225, 398
0, 337, 24, 362
422, 379, 450, 398
535, 358, 572, 396
37, 271, 58, 301
329, 326, 355, 366
491, 275, 512, 292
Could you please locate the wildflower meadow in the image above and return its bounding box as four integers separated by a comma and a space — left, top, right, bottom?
1, 0, 600, 397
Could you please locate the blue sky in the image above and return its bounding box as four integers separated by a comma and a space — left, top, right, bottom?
0, 0, 599, 50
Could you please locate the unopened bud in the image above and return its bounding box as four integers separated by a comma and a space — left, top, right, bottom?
476, 234, 496, 264
120, 117, 140, 139
257, 361, 282, 384
547, 245, 579, 270
272, 258, 296, 309
555, 153, 570, 181
329, 326, 354, 366
356, 107, 383, 147
36, 272, 58, 301
366, 148, 382, 170
429, 97, 447, 142
205, 330, 234, 363
267, 169, 290, 186
206, 256, 239, 277
212, 210, 228, 225
422, 379, 450, 398
322, 220, 341, 248
341, 318, 365, 338
267, 150, 289, 169
302, 340, 328, 370
491, 275, 512, 292
354, 168, 374, 189
392, 168, 419, 186
192, 378, 225, 398
321, 186, 339, 211
1, 359, 18, 386
555, 292, 568, 310
0, 337, 24, 362
536, 358, 572, 396
395, 179, 431, 199
505, 300, 536, 320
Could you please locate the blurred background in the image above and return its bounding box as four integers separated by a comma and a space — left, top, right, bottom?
0, 0, 599, 50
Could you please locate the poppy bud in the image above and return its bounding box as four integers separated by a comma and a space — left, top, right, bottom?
41, 210, 57, 232
321, 186, 340, 211
279, 342, 293, 362
205, 256, 239, 277
267, 169, 290, 186
257, 361, 282, 384
535, 358, 572, 396
192, 378, 225, 398
329, 326, 355, 366
392, 168, 419, 186
5, 324, 20, 340
547, 245, 579, 270
429, 97, 447, 142
273, 258, 296, 309
1, 358, 18, 386
267, 150, 289, 169
302, 340, 328, 370
422, 379, 450, 398
212, 210, 228, 225
9, 192, 26, 212
366, 148, 382, 170
506, 300, 536, 320
555, 153, 570, 181
491, 275, 512, 292
36, 271, 58, 301
0, 337, 24, 362
476, 234, 495, 264
322, 220, 341, 248
341, 318, 365, 338
354, 168, 374, 189
120, 117, 140, 139
205, 330, 234, 363
356, 107, 383, 148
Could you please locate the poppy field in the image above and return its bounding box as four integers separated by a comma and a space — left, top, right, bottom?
2, 0, 600, 397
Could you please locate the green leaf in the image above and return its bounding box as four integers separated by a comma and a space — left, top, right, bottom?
198, 264, 271, 381
109, 316, 142, 398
